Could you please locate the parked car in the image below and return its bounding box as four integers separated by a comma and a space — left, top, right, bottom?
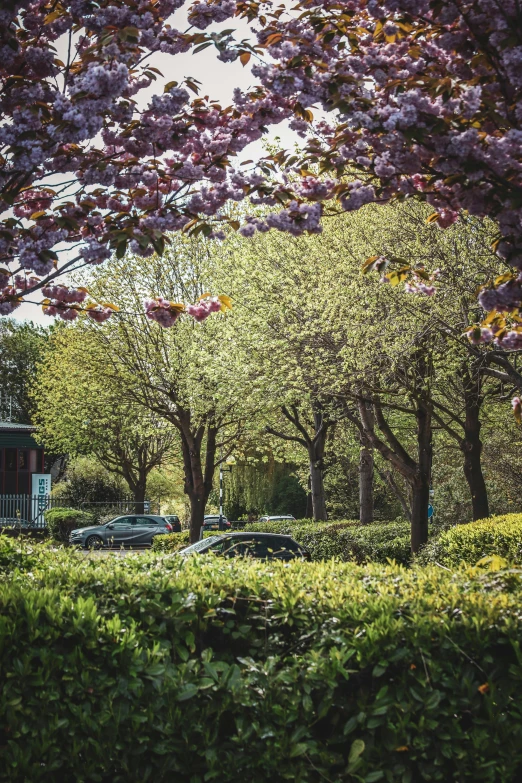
69, 514, 181, 549
257, 515, 296, 524
0, 517, 33, 529
202, 514, 231, 531
179, 532, 310, 561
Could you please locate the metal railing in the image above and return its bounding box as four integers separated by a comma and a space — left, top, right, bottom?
0, 493, 57, 529
0, 495, 160, 529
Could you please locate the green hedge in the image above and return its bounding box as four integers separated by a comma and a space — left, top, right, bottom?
1, 537, 522, 781
241, 518, 413, 565
152, 529, 190, 553
152, 530, 230, 554
418, 513, 522, 567
44, 507, 94, 543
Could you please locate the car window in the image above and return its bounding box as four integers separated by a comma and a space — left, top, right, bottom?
182, 536, 221, 553
267, 536, 300, 554
164, 515, 179, 524
110, 518, 131, 527
133, 517, 156, 525
208, 539, 228, 554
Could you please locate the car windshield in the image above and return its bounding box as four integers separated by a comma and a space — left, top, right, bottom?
181, 536, 222, 553
164, 516, 179, 523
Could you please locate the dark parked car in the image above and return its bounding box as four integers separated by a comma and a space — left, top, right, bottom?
179, 532, 310, 561
69, 514, 181, 549
202, 514, 231, 531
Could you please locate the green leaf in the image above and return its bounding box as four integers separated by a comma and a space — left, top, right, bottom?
348, 738, 365, 765
177, 684, 198, 701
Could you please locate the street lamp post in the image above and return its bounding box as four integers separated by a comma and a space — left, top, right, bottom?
218, 453, 235, 530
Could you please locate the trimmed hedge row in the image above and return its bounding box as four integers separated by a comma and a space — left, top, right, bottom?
2, 537, 522, 781
44, 507, 94, 543
152, 529, 190, 552
151, 530, 226, 553
153, 519, 412, 564
240, 518, 413, 565
418, 513, 522, 567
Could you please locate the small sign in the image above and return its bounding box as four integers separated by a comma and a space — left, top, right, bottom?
32, 474, 51, 525
428, 504, 434, 520
143, 501, 150, 514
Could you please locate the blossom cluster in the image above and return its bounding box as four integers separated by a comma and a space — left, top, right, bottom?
2, 0, 522, 324
0, 0, 289, 319
248, 0, 522, 292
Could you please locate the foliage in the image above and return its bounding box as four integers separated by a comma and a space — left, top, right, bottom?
241, 518, 413, 565
2, 537, 522, 781
151, 530, 228, 553
33, 327, 178, 503
240, 0, 522, 306
223, 456, 307, 520
43, 507, 94, 543
52, 456, 125, 507
418, 514, 522, 568
2, 0, 520, 326
72, 246, 254, 541
0, 0, 270, 318
0, 320, 48, 423
151, 530, 191, 553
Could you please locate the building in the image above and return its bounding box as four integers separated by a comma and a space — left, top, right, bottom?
0, 422, 45, 495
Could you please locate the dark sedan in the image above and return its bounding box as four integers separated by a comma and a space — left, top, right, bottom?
179, 532, 311, 560
202, 514, 231, 531
69, 514, 181, 549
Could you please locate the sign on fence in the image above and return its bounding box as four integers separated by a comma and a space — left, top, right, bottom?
31, 474, 52, 526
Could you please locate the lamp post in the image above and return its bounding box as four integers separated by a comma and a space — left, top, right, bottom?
218, 454, 236, 530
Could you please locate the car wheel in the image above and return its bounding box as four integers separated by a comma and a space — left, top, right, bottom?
85, 534, 104, 550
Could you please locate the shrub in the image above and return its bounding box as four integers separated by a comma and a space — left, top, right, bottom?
151, 530, 227, 553
418, 513, 522, 567
1, 537, 522, 781
243, 518, 412, 564
44, 507, 94, 543
151, 530, 190, 553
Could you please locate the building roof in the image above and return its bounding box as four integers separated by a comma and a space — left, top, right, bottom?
0, 422, 36, 432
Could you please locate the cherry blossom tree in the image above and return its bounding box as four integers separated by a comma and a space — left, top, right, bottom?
2, 0, 522, 333
0, 0, 286, 320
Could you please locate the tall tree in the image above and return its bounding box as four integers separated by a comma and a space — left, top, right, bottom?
0, 320, 48, 423
33, 326, 178, 509
79, 240, 248, 541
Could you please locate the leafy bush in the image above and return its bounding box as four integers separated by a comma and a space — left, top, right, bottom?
243, 518, 413, 564
418, 513, 522, 567
151, 530, 227, 553
1, 536, 522, 781
52, 455, 125, 507
44, 507, 94, 543
151, 530, 190, 553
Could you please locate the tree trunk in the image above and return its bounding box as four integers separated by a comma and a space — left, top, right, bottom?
188, 488, 206, 543
359, 435, 374, 524
309, 407, 328, 521
305, 475, 313, 519
410, 475, 430, 553
410, 402, 432, 554
461, 367, 489, 521
309, 448, 328, 521
133, 480, 147, 514
462, 435, 489, 520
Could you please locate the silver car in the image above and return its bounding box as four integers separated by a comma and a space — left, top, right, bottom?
69, 514, 180, 549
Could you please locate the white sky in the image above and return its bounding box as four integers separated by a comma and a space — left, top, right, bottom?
11, 11, 301, 325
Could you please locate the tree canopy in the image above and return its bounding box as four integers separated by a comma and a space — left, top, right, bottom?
1, 0, 521, 327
